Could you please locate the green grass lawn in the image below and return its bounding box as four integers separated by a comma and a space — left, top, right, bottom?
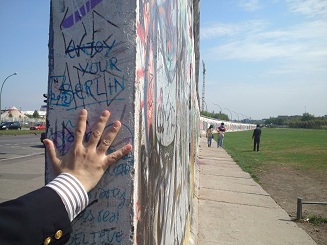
0, 129, 45, 136
214, 128, 327, 181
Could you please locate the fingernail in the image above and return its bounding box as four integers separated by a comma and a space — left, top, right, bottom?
43, 140, 49, 148
102, 110, 110, 117
113, 121, 121, 128
125, 144, 132, 151
80, 109, 87, 115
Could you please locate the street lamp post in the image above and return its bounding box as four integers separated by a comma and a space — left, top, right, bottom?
224, 107, 232, 121
0, 72, 18, 122
239, 113, 245, 122
213, 103, 222, 113
203, 101, 208, 112
232, 111, 240, 121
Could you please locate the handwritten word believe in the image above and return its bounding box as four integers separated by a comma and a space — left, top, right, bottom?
68, 228, 123, 245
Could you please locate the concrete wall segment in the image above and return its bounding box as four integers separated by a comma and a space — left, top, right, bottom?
47, 0, 137, 244
134, 0, 199, 244
200, 116, 256, 133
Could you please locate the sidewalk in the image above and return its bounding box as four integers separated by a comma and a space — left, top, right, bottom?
196, 134, 316, 245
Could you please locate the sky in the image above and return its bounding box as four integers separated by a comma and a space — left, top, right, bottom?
0, 1, 50, 112
200, 0, 327, 119
0, 0, 326, 120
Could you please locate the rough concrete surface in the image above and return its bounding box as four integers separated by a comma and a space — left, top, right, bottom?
197, 135, 316, 245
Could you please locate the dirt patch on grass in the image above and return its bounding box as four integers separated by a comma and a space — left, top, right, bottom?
257, 166, 327, 245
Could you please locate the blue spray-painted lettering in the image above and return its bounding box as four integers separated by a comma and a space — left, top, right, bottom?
66, 39, 116, 58
49, 75, 125, 108
94, 187, 126, 209
91, 229, 123, 244
97, 209, 119, 223
77, 58, 121, 76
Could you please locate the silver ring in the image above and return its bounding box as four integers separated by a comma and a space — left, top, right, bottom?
103, 140, 110, 146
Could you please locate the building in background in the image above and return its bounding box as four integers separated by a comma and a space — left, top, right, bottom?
1, 106, 46, 125
0, 106, 26, 122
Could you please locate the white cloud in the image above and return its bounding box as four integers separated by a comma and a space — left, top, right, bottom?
201, 23, 239, 39
201, 20, 267, 39
238, 0, 262, 11
210, 40, 300, 61
287, 0, 327, 17
203, 19, 327, 74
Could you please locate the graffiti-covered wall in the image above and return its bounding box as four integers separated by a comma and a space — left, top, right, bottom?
47, 0, 199, 244
134, 0, 199, 244
200, 116, 256, 132
47, 0, 136, 244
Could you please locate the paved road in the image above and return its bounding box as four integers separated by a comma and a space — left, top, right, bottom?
0, 134, 44, 160
0, 135, 45, 203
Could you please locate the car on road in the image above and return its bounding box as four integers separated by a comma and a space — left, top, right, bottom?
30, 124, 46, 130
0, 122, 22, 130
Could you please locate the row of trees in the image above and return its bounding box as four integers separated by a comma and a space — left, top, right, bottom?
6, 110, 40, 119
265, 113, 327, 129
201, 111, 229, 121
26, 110, 40, 118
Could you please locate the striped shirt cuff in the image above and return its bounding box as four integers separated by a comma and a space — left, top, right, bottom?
46, 173, 89, 221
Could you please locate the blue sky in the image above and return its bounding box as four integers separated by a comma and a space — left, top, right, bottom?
201, 0, 327, 119
0, 1, 50, 112
0, 0, 326, 119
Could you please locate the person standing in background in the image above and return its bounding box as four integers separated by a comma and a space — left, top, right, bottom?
217, 122, 226, 148
206, 125, 214, 147
252, 124, 262, 151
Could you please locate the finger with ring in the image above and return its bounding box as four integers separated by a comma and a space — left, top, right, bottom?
103, 139, 110, 147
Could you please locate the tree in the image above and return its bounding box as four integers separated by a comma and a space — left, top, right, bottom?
265, 117, 286, 126
301, 112, 315, 121
33, 110, 39, 118
200, 111, 229, 121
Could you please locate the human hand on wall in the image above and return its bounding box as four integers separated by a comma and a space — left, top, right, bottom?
43, 109, 132, 192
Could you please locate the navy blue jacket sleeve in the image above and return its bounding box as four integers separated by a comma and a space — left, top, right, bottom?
0, 187, 72, 245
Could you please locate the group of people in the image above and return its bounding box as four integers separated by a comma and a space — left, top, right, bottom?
206, 123, 262, 151
206, 122, 226, 148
